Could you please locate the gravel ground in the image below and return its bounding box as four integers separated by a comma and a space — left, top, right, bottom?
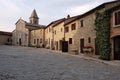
0, 45, 120, 80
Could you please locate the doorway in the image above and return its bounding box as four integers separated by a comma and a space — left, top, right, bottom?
80, 39, 84, 53
62, 41, 68, 52
95, 38, 100, 55
114, 36, 120, 60
56, 41, 58, 50
59, 40, 62, 51
19, 38, 22, 46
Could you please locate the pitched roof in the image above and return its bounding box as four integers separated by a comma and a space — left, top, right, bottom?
15, 18, 26, 25
107, 3, 120, 13
0, 31, 12, 36
64, 1, 120, 25
52, 18, 66, 27
64, 15, 80, 26
46, 18, 66, 28
25, 22, 46, 30
29, 9, 39, 19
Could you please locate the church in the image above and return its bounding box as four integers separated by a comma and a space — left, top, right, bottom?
12, 9, 46, 47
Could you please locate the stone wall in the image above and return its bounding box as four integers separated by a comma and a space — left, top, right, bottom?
45, 25, 53, 49
30, 29, 45, 47
0, 35, 12, 45
53, 22, 64, 51
15, 19, 29, 46
65, 13, 96, 55
110, 9, 120, 60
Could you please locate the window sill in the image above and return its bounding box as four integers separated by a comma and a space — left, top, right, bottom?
113, 25, 120, 28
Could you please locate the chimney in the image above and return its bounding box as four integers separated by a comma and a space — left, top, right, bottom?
67, 14, 70, 19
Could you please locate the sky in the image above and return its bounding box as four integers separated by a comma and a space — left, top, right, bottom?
0, 0, 114, 32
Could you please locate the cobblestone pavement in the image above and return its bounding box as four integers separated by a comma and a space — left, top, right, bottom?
0, 45, 120, 80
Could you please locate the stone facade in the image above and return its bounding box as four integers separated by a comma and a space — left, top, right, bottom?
11, 1, 120, 60
53, 19, 65, 51
13, 9, 46, 47
45, 23, 53, 49
0, 31, 12, 45
30, 28, 45, 47
65, 14, 96, 55
14, 19, 29, 46
64, 1, 120, 56
45, 18, 65, 50
110, 6, 120, 60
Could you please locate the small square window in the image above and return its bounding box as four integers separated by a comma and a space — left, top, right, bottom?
61, 28, 62, 32
71, 23, 76, 30
34, 39, 36, 44
40, 38, 42, 43
54, 30, 56, 34
49, 28, 51, 32
114, 11, 120, 26
65, 27, 69, 33
69, 38, 72, 44
88, 37, 91, 43
80, 20, 83, 27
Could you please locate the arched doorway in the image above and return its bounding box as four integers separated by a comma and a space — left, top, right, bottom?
19, 38, 22, 46
114, 36, 120, 60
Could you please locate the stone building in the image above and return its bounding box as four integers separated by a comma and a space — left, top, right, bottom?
44, 22, 53, 49
53, 18, 66, 51
13, 19, 29, 46
0, 31, 12, 45
45, 18, 65, 50
12, 1, 120, 60
110, 5, 120, 60
13, 9, 46, 47
30, 28, 45, 47
64, 1, 120, 56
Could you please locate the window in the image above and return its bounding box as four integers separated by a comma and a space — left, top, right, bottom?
37, 39, 39, 44
114, 11, 120, 26
61, 28, 62, 32
34, 39, 36, 44
47, 29, 48, 33
7, 38, 10, 42
65, 27, 69, 33
40, 30, 42, 34
40, 38, 42, 43
49, 38, 50, 44
54, 30, 56, 35
49, 28, 51, 32
80, 20, 83, 27
88, 37, 91, 43
69, 38, 72, 44
71, 23, 76, 30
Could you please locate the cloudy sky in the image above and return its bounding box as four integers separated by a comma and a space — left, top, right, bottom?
0, 0, 114, 32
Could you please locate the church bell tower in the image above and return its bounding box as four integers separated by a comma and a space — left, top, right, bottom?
29, 9, 39, 25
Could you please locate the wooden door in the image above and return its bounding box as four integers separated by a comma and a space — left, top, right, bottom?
62, 41, 68, 52
80, 39, 84, 53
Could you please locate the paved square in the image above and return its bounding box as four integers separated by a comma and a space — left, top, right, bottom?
0, 45, 120, 80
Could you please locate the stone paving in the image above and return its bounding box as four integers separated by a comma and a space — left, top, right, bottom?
0, 45, 120, 80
